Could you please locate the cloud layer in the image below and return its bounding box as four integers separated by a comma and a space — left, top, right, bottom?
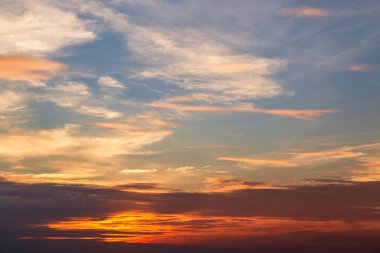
1, 178, 380, 250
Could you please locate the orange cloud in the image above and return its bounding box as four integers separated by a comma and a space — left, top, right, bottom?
205, 177, 281, 192
279, 6, 329, 18
151, 102, 338, 120
218, 157, 292, 167
358, 162, 380, 168
0, 56, 66, 81
347, 64, 371, 72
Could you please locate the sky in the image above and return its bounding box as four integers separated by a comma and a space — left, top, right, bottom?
0, 0, 380, 252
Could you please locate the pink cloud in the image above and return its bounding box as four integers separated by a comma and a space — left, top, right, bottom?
279, 6, 329, 18
151, 102, 338, 120
347, 64, 371, 72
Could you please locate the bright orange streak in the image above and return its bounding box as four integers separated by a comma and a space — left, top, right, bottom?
0, 56, 66, 81
45, 211, 380, 245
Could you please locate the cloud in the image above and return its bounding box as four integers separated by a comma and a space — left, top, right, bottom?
358, 162, 380, 168
204, 177, 278, 192
289, 150, 363, 160
130, 27, 286, 102
37, 82, 90, 108
94, 122, 137, 131
279, 6, 330, 18
120, 169, 158, 174
350, 156, 380, 182
218, 157, 292, 167
151, 102, 338, 120
98, 76, 125, 89
36, 82, 124, 119
1, 178, 380, 251
167, 166, 195, 173
0, 124, 171, 183
0, 0, 95, 55
48, 210, 378, 245
53, 82, 89, 95
218, 148, 363, 169
70, 3, 287, 103
349, 167, 380, 182
77, 105, 122, 119
0, 91, 26, 113
0, 179, 372, 221
347, 64, 372, 72
115, 183, 172, 193
0, 56, 66, 81
93, 112, 175, 135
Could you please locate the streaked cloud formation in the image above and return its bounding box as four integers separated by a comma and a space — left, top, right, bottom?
1, 0, 380, 251
0, 0, 378, 188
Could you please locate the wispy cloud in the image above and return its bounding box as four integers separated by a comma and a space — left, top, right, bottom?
348, 143, 380, 181
218, 157, 292, 167
0, 1, 94, 55
35, 81, 124, 119
218, 148, 363, 169
70, 2, 287, 103
0, 91, 26, 113
279, 6, 330, 18
0, 56, 66, 81
98, 76, 126, 89
120, 169, 158, 174
78, 105, 122, 119
130, 27, 286, 102
94, 112, 176, 132
151, 102, 338, 120
0, 123, 171, 183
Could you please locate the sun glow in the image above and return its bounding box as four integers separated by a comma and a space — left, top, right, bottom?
43, 211, 380, 245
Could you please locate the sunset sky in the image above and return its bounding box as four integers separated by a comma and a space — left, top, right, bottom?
1, 0, 380, 252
